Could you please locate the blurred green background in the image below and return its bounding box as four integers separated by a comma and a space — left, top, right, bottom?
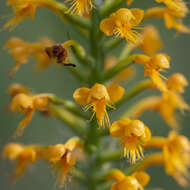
0, 0, 190, 189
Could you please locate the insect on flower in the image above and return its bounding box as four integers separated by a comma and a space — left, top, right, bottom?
45, 44, 76, 67
4, 37, 54, 76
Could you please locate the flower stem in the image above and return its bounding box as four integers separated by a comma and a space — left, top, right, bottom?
126, 153, 164, 173
144, 137, 167, 149
63, 40, 93, 69
49, 95, 88, 119
70, 168, 87, 183
49, 103, 86, 137
102, 55, 135, 82
98, 149, 124, 163
104, 38, 124, 53
115, 80, 152, 108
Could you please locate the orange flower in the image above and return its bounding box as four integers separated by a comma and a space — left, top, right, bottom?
163, 131, 190, 186
159, 91, 189, 129
4, 0, 66, 30
144, 131, 190, 186
110, 118, 151, 163
130, 74, 189, 129
134, 54, 170, 92
9, 93, 51, 137
41, 137, 83, 187
140, 25, 163, 55
8, 83, 29, 97
145, 0, 190, 33
159, 73, 189, 129
100, 8, 144, 43
108, 169, 150, 190
166, 73, 188, 93
73, 83, 125, 127
2, 143, 42, 181
4, 37, 53, 76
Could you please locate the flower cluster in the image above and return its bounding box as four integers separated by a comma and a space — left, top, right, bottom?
2, 0, 190, 189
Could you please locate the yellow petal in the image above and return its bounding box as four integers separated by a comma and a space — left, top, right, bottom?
13, 109, 34, 138
163, 13, 174, 29
73, 87, 91, 105
108, 169, 126, 181
141, 126, 151, 143
65, 137, 83, 151
130, 8, 144, 26
140, 25, 163, 55
132, 171, 150, 187
90, 83, 110, 101
106, 84, 125, 103
110, 121, 125, 137
100, 18, 115, 36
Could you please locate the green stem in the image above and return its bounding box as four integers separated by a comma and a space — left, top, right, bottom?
125, 153, 164, 174
95, 153, 164, 185
64, 40, 93, 69
115, 80, 152, 108
68, 67, 88, 83
49, 103, 86, 137
119, 43, 137, 61
70, 46, 94, 68
104, 38, 124, 53
102, 55, 135, 82
49, 95, 88, 119
98, 149, 123, 163
70, 168, 87, 183
100, 0, 125, 18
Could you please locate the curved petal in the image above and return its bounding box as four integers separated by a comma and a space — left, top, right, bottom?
73, 87, 91, 105
106, 84, 125, 103
141, 126, 151, 143
163, 13, 174, 29
110, 121, 125, 137
100, 18, 115, 36
131, 8, 144, 26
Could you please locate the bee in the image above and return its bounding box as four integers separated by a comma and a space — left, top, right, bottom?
45, 44, 76, 67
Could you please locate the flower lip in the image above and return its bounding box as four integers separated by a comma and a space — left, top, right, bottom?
151, 54, 170, 69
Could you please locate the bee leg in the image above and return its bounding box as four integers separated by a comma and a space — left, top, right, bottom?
63, 63, 76, 67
